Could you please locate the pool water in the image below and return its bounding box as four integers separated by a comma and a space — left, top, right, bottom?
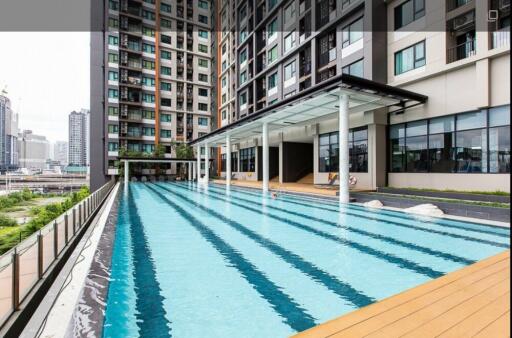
103, 182, 510, 338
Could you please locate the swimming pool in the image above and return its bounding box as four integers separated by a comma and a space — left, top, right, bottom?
102, 182, 510, 338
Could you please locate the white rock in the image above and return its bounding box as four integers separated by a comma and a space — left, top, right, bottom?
364, 200, 383, 208
404, 203, 444, 217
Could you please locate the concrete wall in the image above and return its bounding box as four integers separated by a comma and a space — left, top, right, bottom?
389, 173, 510, 193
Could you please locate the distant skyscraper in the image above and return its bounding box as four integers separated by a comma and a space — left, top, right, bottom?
68, 109, 90, 167
0, 90, 19, 171
53, 140, 68, 166
18, 130, 50, 171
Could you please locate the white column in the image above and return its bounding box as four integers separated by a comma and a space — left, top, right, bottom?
226, 135, 231, 187
196, 145, 201, 181
262, 122, 269, 193
188, 162, 192, 181
124, 161, 129, 187
339, 94, 350, 204
204, 142, 209, 183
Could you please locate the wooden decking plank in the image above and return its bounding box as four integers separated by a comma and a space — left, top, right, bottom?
472, 310, 511, 338
337, 268, 509, 338
383, 278, 510, 338
292, 251, 510, 338
436, 291, 510, 338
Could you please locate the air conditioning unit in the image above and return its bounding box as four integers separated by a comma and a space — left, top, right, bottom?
453, 11, 475, 30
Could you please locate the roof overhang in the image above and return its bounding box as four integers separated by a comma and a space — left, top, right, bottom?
189, 74, 427, 147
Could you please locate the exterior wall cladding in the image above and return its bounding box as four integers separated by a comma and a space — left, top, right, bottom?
91, 0, 214, 190
92, 0, 510, 192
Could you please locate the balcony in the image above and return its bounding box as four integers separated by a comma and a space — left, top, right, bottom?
447, 39, 476, 63
492, 28, 510, 49
318, 48, 337, 68
447, 0, 472, 12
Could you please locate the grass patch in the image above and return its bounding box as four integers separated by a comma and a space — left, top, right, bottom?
393, 187, 510, 197
0, 187, 90, 255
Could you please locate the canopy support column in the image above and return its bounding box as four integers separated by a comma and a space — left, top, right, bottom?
262, 122, 269, 193
226, 135, 231, 188
124, 161, 129, 187
204, 142, 209, 183
339, 94, 350, 204
188, 162, 192, 181
196, 145, 201, 181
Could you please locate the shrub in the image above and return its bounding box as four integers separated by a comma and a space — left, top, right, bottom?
0, 214, 17, 227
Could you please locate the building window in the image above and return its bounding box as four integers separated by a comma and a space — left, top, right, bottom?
142, 77, 155, 87
231, 152, 238, 172
108, 35, 118, 46
267, 18, 278, 40
143, 10, 156, 20
198, 88, 208, 96
222, 77, 227, 87
240, 49, 248, 64
143, 60, 155, 70
239, 92, 247, 107
161, 81, 172, 91
161, 114, 171, 122
284, 61, 296, 81
489, 106, 511, 173
240, 147, 255, 172
143, 27, 155, 37
143, 127, 155, 136
319, 128, 368, 173
108, 53, 118, 63
143, 43, 155, 53
389, 106, 511, 173
198, 73, 208, 82
108, 89, 118, 98
284, 2, 296, 25
160, 3, 171, 13
198, 58, 208, 68
161, 130, 172, 138
108, 124, 119, 133
341, 17, 363, 48
142, 144, 155, 154
198, 117, 208, 126
143, 110, 155, 119
394, 40, 425, 75
142, 93, 155, 103
161, 50, 172, 60
395, 0, 425, 30
240, 71, 248, 84
198, 0, 208, 9
268, 46, 278, 64
342, 59, 364, 77
198, 44, 208, 53
198, 30, 208, 39
108, 142, 119, 151
108, 71, 118, 81
108, 107, 118, 116
221, 153, 227, 171
268, 72, 278, 90
198, 103, 208, 111
161, 66, 172, 75
284, 32, 296, 53
198, 14, 208, 24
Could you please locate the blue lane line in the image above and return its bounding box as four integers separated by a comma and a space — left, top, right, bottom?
144, 184, 317, 332
166, 183, 444, 279
151, 183, 375, 308
126, 187, 172, 337
207, 183, 510, 239
200, 184, 509, 248
175, 183, 475, 265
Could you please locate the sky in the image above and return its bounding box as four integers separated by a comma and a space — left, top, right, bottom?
0, 32, 90, 143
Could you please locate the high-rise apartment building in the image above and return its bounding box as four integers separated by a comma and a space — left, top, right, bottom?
0, 90, 19, 172
90, 0, 214, 190
68, 109, 90, 167
202, 0, 509, 192
53, 140, 69, 166
18, 130, 50, 171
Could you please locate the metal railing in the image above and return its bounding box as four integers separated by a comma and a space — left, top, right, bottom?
447, 39, 476, 63
0, 180, 115, 329
492, 28, 510, 49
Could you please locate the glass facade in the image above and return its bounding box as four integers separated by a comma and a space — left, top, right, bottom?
390, 105, 510, 173
319, 127, 368, 173
240, 147, 255, 172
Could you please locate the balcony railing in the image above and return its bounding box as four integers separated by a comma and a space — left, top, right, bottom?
492, 28, 510, 49
447, 39, 476, 63
0, 181, 115, 329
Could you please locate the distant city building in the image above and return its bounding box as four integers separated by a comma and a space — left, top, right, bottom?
68, 109, 90, 167
53, 140, 68, 166
0, 90, 19, 172
18, 129, 50, 171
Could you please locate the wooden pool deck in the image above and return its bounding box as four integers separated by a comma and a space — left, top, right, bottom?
293, 250, 510, 338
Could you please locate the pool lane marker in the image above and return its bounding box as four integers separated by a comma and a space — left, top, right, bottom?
157, 183, 444, 279
174, 183, 475, 265
149, 183, 375, 308
197, 183, 509, 248
205, 183, 510, 240
144, 184, 317, 332
126, 187, 172, 337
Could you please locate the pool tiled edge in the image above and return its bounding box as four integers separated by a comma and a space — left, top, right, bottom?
67, 186, 121, 338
